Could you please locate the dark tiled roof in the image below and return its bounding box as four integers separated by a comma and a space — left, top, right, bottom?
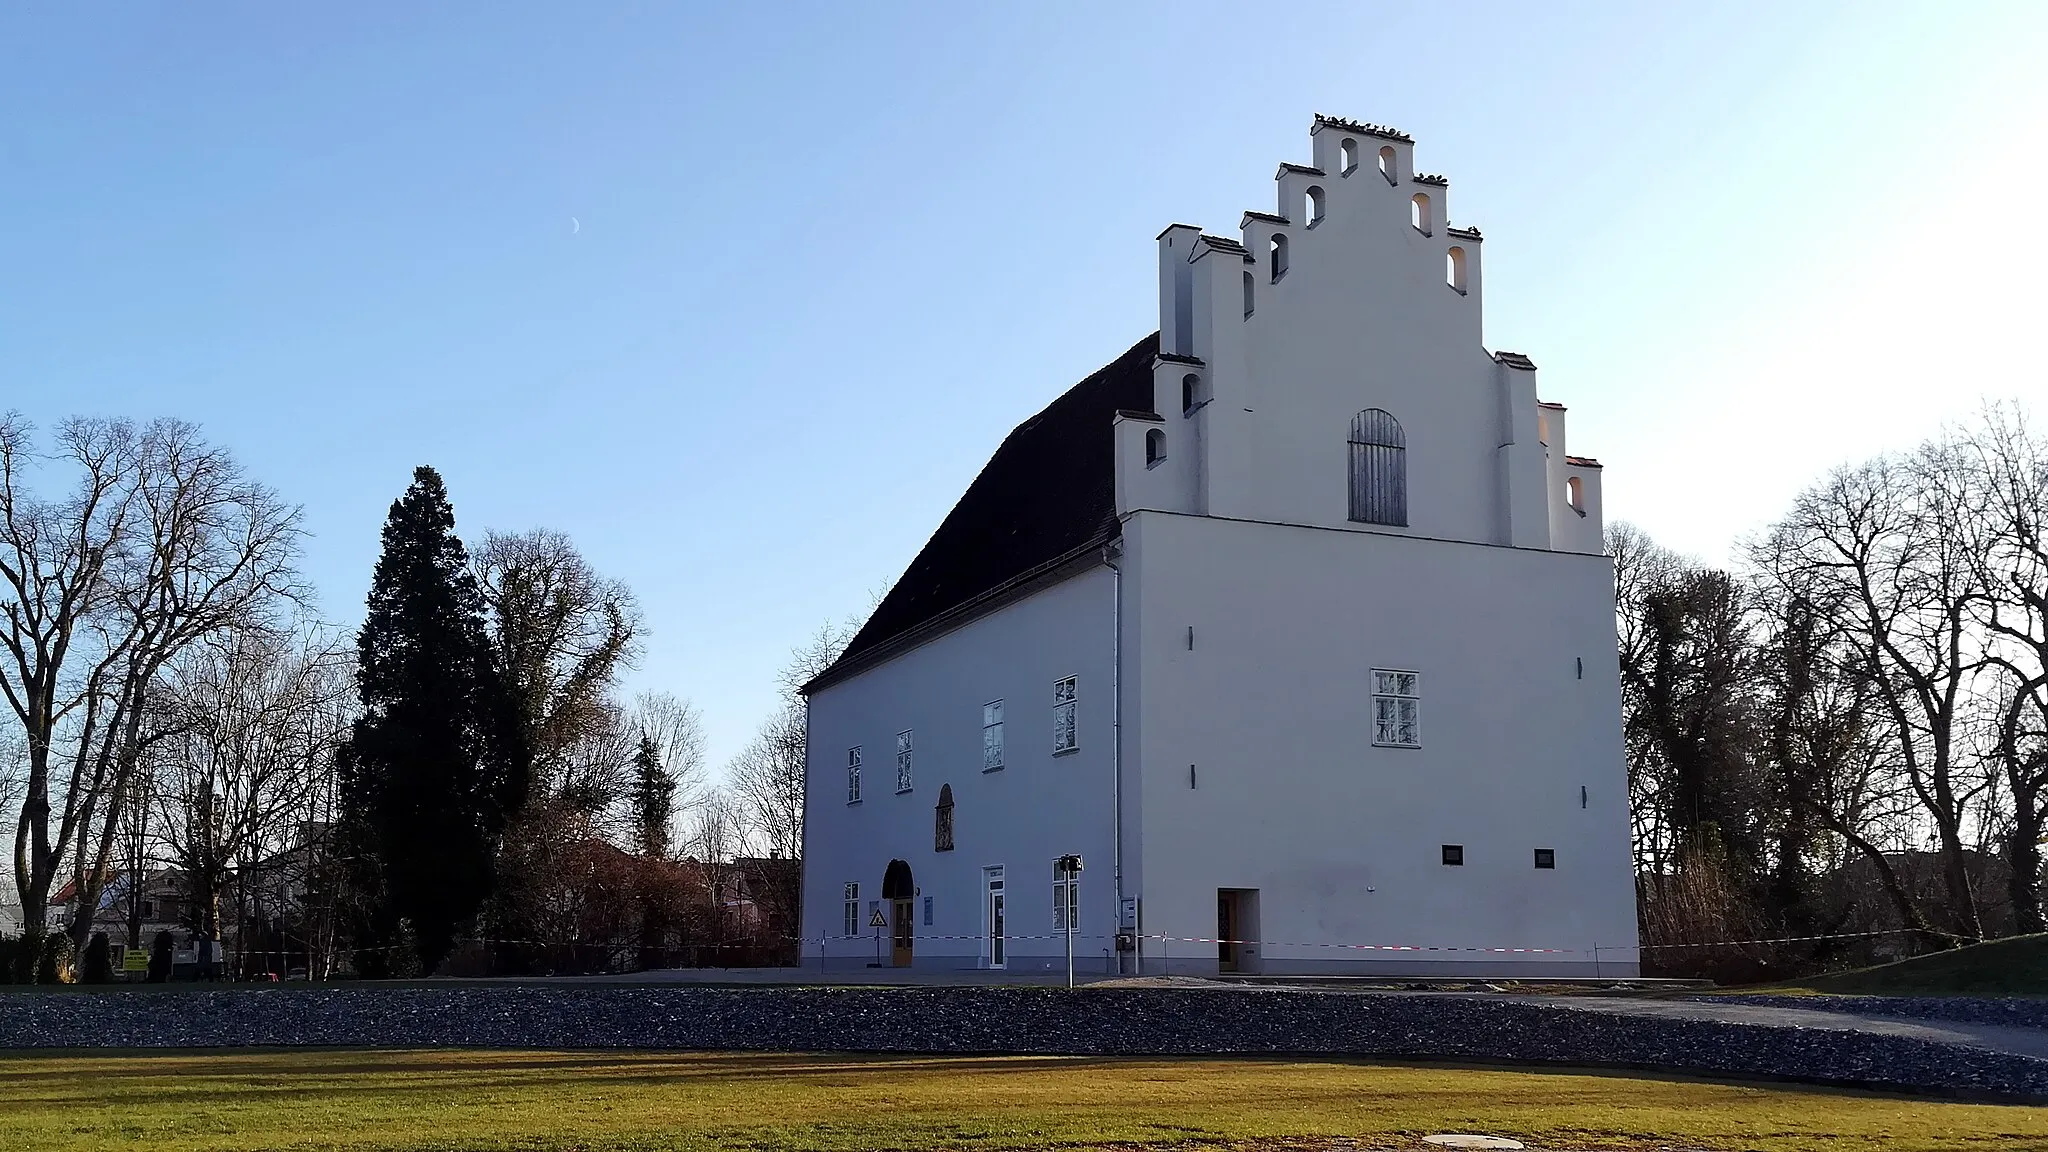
1196, 234, 1248, 256
1446, 226, 1483, 240
1495, 351, 1539, 371
1242, 210, 1290, 226
816, 334, 1160, 685
1276, 162, 1327, 177
1311, 114, 1413, 143
1117, 409, 1165, 422
1412, 173, 1449, 186
1156, 351, 1205, 367
1565, 455, 1603, 469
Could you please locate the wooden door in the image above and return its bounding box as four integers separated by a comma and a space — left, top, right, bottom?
891, 898, 914, 967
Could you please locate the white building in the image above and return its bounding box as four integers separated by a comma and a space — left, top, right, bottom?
800, 116, 1639, 977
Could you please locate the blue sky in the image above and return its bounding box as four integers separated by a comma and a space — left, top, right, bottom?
4, 1, 2042, 771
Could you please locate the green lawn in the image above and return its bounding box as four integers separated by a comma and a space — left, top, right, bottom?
2, 1049, 2044, 1152
1742, 933, 2048, 997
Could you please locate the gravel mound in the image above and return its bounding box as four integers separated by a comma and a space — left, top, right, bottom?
1685, 994, 2048, 1030
5, 986, 2043, 1100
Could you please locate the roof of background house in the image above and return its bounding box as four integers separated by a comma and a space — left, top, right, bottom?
810, 333, 1159, 690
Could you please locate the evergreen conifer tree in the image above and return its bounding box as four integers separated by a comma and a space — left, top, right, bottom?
630, 733, 676, 860
338, 467, 525, 973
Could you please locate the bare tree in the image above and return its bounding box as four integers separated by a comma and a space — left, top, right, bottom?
0, 415, 303, 970
472, 528, 643, 807
1761, 449, 1997, 940
1962, 405, 2048, 932
151, 624, 350, 943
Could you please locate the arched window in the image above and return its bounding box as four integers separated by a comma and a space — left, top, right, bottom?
1446, 246, 1467, 293
1145, 428, 1165, 468
1269, 233, 1288, 282
1181, 373, 1200, 413
1566, 475, 1585, 516
934, 785, 955, 852
1305, 186, 1325, 227
1378, 145, 1397, 185
1242, 270, 1255, 317
1410, 193, 1432, 235
1348, 408, 1408, 526
1339, 138, 1359, 175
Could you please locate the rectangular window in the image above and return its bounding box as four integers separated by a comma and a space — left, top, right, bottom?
1534, 848, 1556, 870
846, 746, 862, 803
1053, 677, 1077, 753
1372, 669, 1420, 747
983, 700, 1005, 771
922, 895, 934, 926
843, 883, 859, 936
896, 729, 913, 793
1442, 844, 1464, 866
1052, 871, 1080, 930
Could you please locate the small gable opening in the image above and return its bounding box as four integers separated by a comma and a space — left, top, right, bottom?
1145, 428, 1166, 469
1269, 233, 1288, 282
1410, 193, 1433, 235
1340, 137, 1359, 175
1378, 145, 1397, 185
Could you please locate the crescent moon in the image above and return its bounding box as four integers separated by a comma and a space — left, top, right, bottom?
570, 217, 580, 234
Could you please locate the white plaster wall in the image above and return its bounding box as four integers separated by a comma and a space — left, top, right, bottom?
1122, 510, 1639, 975
801, 568, 1122, 973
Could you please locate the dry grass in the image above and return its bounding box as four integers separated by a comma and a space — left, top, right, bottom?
1, 1049, 2043, 1151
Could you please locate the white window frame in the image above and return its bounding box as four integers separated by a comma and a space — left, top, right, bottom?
896, 729, 913, 793
846, 745, 862, 803
842, 883, 859, 936
983, 699, 1005, 771
1372, 668, 1421, 748
1053, 676, 1078, 754
1052, 870, 1079, 931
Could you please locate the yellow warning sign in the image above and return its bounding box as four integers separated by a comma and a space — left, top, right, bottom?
121, 949, 149, 972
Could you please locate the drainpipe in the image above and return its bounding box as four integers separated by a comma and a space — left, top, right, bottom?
1103, 541, 1125, 975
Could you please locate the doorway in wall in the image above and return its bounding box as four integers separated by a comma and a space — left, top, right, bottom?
883, 859, 914, 968
1216, 888, 1261, 974
984, 866, 1007, 969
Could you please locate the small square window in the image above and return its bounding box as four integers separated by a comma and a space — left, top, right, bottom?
1534, 848, 1556, 870
1441, 844, 1464, 866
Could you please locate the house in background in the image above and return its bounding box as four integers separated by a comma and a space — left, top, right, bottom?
800, 116, 1639, 977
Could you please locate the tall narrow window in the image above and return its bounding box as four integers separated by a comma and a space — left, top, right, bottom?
1446, 246, 1468, 293
1053, 676, 1078, 753
1378, 145, 1397, 185
1242, 270, 1255, 318
934, 783, 955, 852
896, 729, 913, 792
1269, 233, 1288, 282
1410, 193, 1433, 234
843, 883, 859, 936
1348, 408, 1408, 526
1566, 475, 1586, 516
1181, 373, 1201, 414
1305, 186, 1325, 227
846, 746, 862, 803
982, 700, 1005, 771
1373, 669, 1421, 748
1340, 137, 1359, 175
1052, 866, 1079, 930
1145, 428, 1165, 468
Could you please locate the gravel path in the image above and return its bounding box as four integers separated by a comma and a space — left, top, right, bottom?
3, 985, 2044, 1101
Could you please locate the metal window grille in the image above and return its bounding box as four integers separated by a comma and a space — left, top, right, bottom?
1348, 408, 1408, 526
896, 730, 913, 792
846, 746, 862, 802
